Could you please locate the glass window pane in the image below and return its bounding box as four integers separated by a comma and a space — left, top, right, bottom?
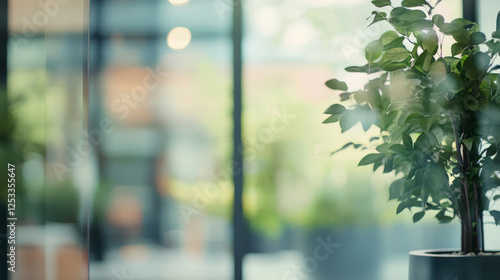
88, 1, 233, 279
478, 0, 500, 251
7, 0, 89, 279
243, 1, 466, 279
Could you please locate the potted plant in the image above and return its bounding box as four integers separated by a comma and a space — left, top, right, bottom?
323, 0, 500, 279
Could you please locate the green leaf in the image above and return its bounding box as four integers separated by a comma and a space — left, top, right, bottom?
381, 62, 408, 71
390, 7, 426, 23
323, 115, 340, 124
452, 28, 470, 45
470, 32, 487, 45
425, 162, 449, 193
386, 101, 406, 112
371, 0, 391, 7
326, 79, 348, 91
389, 178, 405, 200
430, 125, 444, 144
339, 92, 352, 101
372, 159, 383, 172
339, 110, 358, 133
383, 156, 395, 173
408, 19, 434, 32
396, 202, 407, 214
464, 52, 491, 80
414, 50, 433, 72
441, 201, 451, 208
464, 95, 479, 111
331, 142, 362, 155
401, 0, 427, 7
435, 210, 454, 224
403, 179, 417, 192
436, 73, 463, 92
449, 18, 477, 28
365, 40, 384, 62
402, 133, 413, 150
324, 104, 346, 115
421, 118, 432, 133
384, 47, 410, 62
338, 106, 378, 132
396, 199, 421, 214
384, 37, 406, 51
490, 210, 500, 226
414, 133, 430, 151
432, 14, 445, 29
345, 66, 367, 73
490, 65, 500, 71
486, 145, 497, 157
369, 11, 387, 27
429, 60, 447, 83
380, 31, 400, 46
417, 29, 439, 54
493, 31, 500, 39
442, 20, 473, 43
358, 153, 385, 166
390, 144, 410, 155
486, 40, 500, 54
413, 211, 425, 223
451, 43, 464, 56
497, 10, 500, 33
462, 138, 473, 151
376, 143, 391, 153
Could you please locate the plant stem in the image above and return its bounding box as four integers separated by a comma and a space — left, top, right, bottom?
461, 175, 474, 253
472, 180, 484, 252
450, 112, 482, 254
458, 113, 483, 254
449, 114, 463, 167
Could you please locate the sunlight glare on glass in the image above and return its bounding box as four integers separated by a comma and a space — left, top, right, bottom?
167, 27, 192, 50
168, 0, 189, 6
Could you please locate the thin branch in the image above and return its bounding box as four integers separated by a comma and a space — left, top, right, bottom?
449, 189, 462, 220
462, 175, 473, 252
449, 113, 463, 168
472, 180, 484, 252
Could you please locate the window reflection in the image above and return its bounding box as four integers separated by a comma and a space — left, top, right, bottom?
5, 0, 500, 280
89, 0, 232, 279
243, 1, 466, 280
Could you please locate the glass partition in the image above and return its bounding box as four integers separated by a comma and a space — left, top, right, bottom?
3, 1, 500, 280
7, 0, 89, 279
242, 1, 464, 279
478, 0, 500, 252
87, 1, 233, 279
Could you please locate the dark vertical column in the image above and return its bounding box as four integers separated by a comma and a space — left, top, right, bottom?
0, 0, 5, 88
83, 0, 91, 276
232, 0, 245, 280
0, 0, 9, 279
463, 0, 477, 22
88, 0, 106, 262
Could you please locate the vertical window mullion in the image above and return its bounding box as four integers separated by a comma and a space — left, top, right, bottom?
232, 0, 245, 280
463, 0, 478, 22
0, 0, 9, 278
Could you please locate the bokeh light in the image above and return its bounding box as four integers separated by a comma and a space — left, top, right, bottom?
168, 0, 190, 6
167, 27, 192, 50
